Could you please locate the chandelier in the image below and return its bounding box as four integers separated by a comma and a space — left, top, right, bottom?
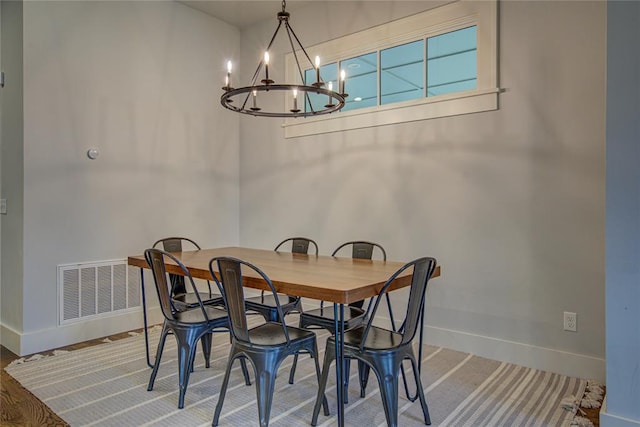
221, 1, 347, 118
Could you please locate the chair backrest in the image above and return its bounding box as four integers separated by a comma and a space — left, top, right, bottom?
145, 248, 209, 321
152, 237, 201, 295
274, 237, 318, 255
153, 237, 201, 252
331, 241, 387, 261
209, 257, 291, 344
360, 257, 437, 349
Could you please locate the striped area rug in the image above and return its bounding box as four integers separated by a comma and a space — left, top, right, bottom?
5, 324, 584, 426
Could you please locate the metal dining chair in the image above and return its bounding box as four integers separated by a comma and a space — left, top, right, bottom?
152, 237, 224, 310
288, 241, 387, 402
244, 237, 317, 322
209, 256, 329, 427
311, 257, 438, 427
144, 248, 231, 409
143, 237, 225, 371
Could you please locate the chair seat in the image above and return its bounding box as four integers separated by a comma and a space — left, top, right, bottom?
174, 305, 229, 326
248, 322, 316, 346
245, 293, 299, 309
173, 292, 224, 309
332, 325, 404, 350
300, 306, 366, 331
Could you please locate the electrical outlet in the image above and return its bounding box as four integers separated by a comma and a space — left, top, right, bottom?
563, 311, 577, 332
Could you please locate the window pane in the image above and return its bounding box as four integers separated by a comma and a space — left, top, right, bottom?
304, 62, 337, 113
427, 26, 477, 96
381, 40, 424, 105
340, 52, 377, 111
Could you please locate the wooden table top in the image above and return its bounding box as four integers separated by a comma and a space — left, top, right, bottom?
128, 246, 440, 304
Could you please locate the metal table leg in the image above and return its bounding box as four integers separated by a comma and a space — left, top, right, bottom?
334, 303, 345, 427
140, 267, 154, 369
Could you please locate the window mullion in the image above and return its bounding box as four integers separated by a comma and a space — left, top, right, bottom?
377, 48, 381, 107
424, 37, 428, 98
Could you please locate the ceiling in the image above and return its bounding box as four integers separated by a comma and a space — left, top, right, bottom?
179, 1, 311, 29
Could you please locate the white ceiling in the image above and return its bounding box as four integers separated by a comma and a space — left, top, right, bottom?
179, 1, 311, 29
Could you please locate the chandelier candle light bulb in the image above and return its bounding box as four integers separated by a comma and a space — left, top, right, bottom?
263, 52, 271, 83
224, 60, 233, 90
325, 81, 336, 108
340, 69, 346, 94
315, 56, 321, 85
292, 89, 299, 112
251, 89, 261, 111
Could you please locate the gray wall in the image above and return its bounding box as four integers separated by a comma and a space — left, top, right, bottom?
0, 0, 25, 346
2, 0, 241, 353
238, 1, 606, 379
603, 2, 640, 426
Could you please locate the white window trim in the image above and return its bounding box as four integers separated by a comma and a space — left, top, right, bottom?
283, 0, 499, 138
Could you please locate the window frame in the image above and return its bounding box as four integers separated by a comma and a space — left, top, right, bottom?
283, 0, 498, 138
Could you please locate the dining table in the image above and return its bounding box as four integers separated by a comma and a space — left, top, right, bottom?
127, 246, 440, 426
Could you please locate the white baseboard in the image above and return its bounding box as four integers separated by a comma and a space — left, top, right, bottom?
1, 307, 163, 356
425, 325, 606, 382
600, 398, 640, 427
3, 307, 606, 384
0, 323, 22, 354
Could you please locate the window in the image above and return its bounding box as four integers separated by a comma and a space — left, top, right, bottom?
341, 52, 378, 111
284, 0, 498, 138
427, 26, 477, 96
381, 40, 424, 106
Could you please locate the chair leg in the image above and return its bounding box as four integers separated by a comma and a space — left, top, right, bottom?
176, 339, 198, 409
311, 346, 334, 425
254, 364, 278, 427
240, 357, 252, 386
213, 352, 239, 426
343, 359, 350, 404
288, 353, 299, 384
147, 323, 169, 392
201, 333, 212, 369
374, 360, 401, 427
359, 360, 370, 397
310, 340, 330, 417
409, 356, 431, 425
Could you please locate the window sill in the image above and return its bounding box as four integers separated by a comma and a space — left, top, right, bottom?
283, 88, 500, 139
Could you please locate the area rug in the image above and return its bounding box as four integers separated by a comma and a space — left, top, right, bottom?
5, 325, 585, 426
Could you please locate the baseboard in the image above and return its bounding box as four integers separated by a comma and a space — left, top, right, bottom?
1, 307, 164, 357
4, 307, 606, 383
0, 323, 22, 354
600, 398, 640, 427
425, 325, 606, 382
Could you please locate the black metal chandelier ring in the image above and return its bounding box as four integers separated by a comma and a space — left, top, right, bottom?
221, 84, 345, 118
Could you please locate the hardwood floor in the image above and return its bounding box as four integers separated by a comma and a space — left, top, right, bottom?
1, 329, 603, 426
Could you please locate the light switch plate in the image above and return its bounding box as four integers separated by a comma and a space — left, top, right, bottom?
0, 199, 6, 214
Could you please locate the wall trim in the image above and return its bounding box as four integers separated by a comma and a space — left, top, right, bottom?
4, 308, 606, 383
1, 307, 163, 356
0, 323, 22, 355
425, 325, 606, 382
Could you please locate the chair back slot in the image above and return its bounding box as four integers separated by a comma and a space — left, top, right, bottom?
274, 237, 318, 255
